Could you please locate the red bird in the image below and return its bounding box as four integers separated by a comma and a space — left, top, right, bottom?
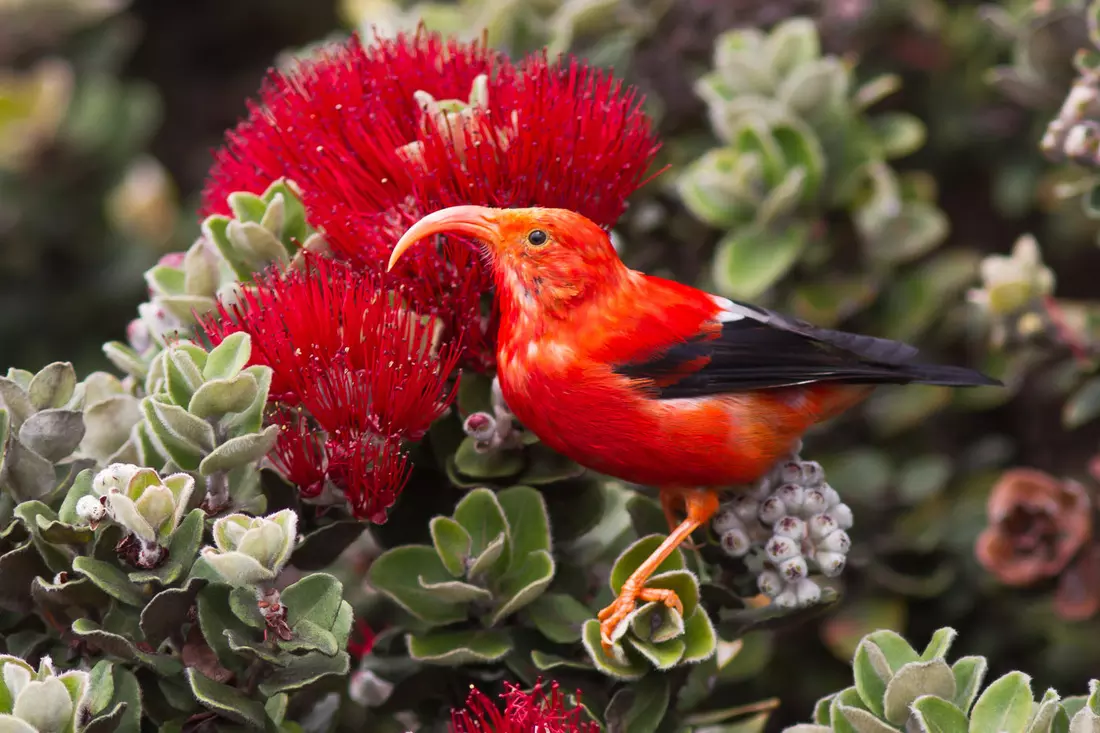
388, 205, 997, 651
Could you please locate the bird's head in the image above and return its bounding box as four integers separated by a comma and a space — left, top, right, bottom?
387, 205, 627, 320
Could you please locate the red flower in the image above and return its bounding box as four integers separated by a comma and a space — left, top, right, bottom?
450, 679, 597, 733
348, 618, 376, 660
201, 29, 660, 369
202, 256, 458, 521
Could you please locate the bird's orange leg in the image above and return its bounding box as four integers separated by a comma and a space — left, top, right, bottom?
598, 488, 719, 653
661, 490, 703, 551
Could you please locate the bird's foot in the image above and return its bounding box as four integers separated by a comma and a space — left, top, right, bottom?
598, 585, 684, 654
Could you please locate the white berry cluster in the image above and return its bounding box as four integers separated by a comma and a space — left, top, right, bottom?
712, 443, 853, 608
462, 377, 524, 453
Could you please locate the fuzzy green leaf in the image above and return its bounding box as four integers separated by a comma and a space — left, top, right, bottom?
141, 398, 210, 471
969, 672, 1033, 733
72, 556, 146, 607
451, 437, 525, 481
713, 224, 808, 300
283, 572, 343, 630
581, 620, 647, 680
430, 516, 472, 577
604, 674, 670, 733
680, 609, 718, 664
490, 549, 555, 625
952, 656, 989, 714
629, 635, 686, 670
0, 378, 33, 428
198, 425, 279, 475
838, 705, 898, 733
290, 520, 364, 571
884, 660, 956, 725
497, 485, 552, 564
187, 374, 259, 420
71, 619, 181, 675
367, 545, 467, 626
527, 593, 593, 644
853, 639, 891, 718
28, 362, 77, 410
18, 409, 84, 462
454, 488, 511, 572
140, 577, 207, 646
406, 629, 513, 665
129, 508, 203, 585
203, 333, 252, 382
280, 619, 338, 656
1064, 378, 1100, 429
610, 535, 684, 594
186, 668, 266, 727
417, 577, 493, 604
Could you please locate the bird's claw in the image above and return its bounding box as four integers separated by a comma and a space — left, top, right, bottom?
598, 586, 684, 654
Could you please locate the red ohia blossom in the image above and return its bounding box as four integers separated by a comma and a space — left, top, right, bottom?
202, 29, 660, 369
450, 679, 597, 733
201, 256, 459, 522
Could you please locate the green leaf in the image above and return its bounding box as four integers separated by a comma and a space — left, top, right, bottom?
258, 651, 350, 697
767, 17, 820, 78
203, 333, 253, 381
457, 372, 493, 416
648, 569, 701, 620
141, 398, 210, 471
713, 224, 808, 300
28, 362, 77, 410
952, 657, 989, 714
610, 535, 684, 594
629, 635, 686, 670
58, 469, 96, 525
872, 112, 927, 159
72, 556, 147, 607
865, 630, 920, 673
0, 542, 49, 613
920, 628, 958, 661
581, 619, 648, 680
417, 577, 493, 604
838, 706, 898, 733
451, 437, 524, 480
497, 485, 552, 565
407, 629, 513, 665
467, 532, 508, 580
282, 573, 343, 629
187, 374, 259, 420
969, 671, 1033, 733
197, 583, 259, 669
604, 674, 670, 733
853, 639, 891, 717
884, 660, 956, 725
491, 549, 555, 625
198, 425, 279, 475
130, 508, 204, 585
527, 592, 593, 644
280, 618, 338, 656
681, 609, 718, 664
830, 688, 870, 733
224, 366, 272, 439
1064, 378, 1100, 429
186, 668, 266, 728
165, 349, 203, 408
367, 545, 467, 626
453, 488, 511, 569
71, 619, 182, 675
430, 516, 472, 577
140, 577, 208, 646
227, 191, 267, 223
18, 409, 85, 462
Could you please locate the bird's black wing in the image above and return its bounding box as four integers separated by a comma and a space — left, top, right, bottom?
612, 298, 998, 399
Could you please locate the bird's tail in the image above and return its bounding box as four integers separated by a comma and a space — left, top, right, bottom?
900, 362, 1002, 387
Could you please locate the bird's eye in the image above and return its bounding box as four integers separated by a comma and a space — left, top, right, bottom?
527, 229, 548, 246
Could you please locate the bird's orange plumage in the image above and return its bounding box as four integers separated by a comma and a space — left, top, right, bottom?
388, 204, 997, 651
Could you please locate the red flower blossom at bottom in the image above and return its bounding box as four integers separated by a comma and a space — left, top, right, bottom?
450, 680, 597, 733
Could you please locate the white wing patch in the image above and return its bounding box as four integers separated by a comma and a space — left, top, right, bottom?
710, 295, 770, 324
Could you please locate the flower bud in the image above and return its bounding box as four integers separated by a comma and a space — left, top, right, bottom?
808, 513, 839, 540
757, 570, 783, 597
463, 412, 497, 442
778, 555, 808, 581
775, 484, 805, 512
773, 515, 807, 541
75, 496, 106, 523
748, 475, 773, 500
791, 577, 822, 605
0, 654, 89, 733
799, 461, 823, 486
90, 464, 195, 548
832, 503, 854, 529
765, 536, 799, 563
758, 496, 787, 524
712, 509, 744, 535
731, 494, 759, 522
802, 489, 828, 516
820, 484, 841, 508
816, 551, 847, 577
721, 528, 751, 557
93, 463, 142, 496
776, 461, 803, 485
818, 529, 851, 554
201, 509, 299, 587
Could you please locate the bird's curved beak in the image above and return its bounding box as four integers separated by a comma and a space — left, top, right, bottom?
387, 205, 502, 271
